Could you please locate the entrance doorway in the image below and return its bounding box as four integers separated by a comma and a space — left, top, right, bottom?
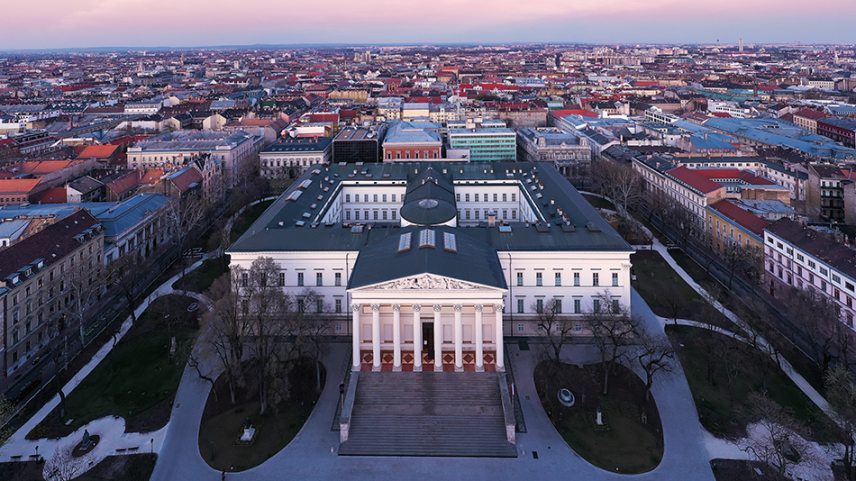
423, 321, 434, 361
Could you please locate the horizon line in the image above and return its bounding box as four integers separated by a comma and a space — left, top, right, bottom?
2, 40, 854, 55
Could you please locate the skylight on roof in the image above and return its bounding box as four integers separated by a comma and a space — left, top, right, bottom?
443, 232, 457, 253
418, 229, 435, 249
398, 232, 412, 252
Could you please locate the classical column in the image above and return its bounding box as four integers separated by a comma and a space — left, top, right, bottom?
453, 305, 463, 372
474, 304, 484, 372
433, 304, 443, 372
495, 304, 505, 372
392, 304, 401, 372
412, 305, 422, 372
371, 304, 381, 372
352, 304, 361, 371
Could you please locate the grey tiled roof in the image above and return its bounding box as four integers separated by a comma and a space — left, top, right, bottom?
228, 161, 632, 255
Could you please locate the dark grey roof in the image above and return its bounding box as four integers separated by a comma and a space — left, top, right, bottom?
263, 137, 332, 153
399, 167, 457, 226
347, 226, 506, 289
228, 161, 632, 254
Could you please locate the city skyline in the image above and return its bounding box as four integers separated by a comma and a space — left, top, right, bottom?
4, 0, 856, 50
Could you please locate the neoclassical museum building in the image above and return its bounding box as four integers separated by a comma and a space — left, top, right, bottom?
228, 161, 633, 373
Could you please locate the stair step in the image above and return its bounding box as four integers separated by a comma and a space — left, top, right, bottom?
342, 372, 516, 458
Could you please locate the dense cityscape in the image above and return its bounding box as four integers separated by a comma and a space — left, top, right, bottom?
0, 37, 854, 481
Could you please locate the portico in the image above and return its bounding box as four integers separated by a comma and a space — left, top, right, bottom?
349, 274, 506, 373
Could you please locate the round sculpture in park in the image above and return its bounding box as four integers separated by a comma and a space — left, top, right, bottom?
557, 388, 575, 407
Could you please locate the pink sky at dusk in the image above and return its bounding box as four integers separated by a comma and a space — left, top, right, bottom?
3, 0, 854, 49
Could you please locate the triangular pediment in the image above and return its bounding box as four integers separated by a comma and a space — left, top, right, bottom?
354, 273, 497, 291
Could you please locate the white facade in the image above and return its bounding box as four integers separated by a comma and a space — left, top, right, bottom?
228, 162, 633, 372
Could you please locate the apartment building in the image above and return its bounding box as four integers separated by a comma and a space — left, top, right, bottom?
0, 210, 104, 389
765, 218, 856, 330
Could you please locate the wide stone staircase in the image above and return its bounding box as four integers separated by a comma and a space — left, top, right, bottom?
338, 371, 517, 457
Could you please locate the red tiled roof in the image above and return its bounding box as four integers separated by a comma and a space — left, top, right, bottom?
0, 210, 99, 280
30, 187, 67, 204
78, 144, 120, 159
550, 109, 598, 118
140, 168, 165, 185
168, 166, 203, 193
690, 169, 776, 186
793, 109, 827, 120
666, 166, 722, 194
105, 171, 139, 196
710, 199, 769, 236
20, 160, 77, 176
0, 178, 42, 195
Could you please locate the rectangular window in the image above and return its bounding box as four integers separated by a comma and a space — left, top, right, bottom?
612, 272, 619, 287
573, 272, 580, 286
593, 299, 601, 312
335, 298, 342, 313
574, 299, 581, 314
592, 273, 599, 287
241, 272, 248, 287
536, 299, 544, 313
536, 272, 543, 287
297, 272, 304, 287
297, 298, 305, 312
555, 272, 561, 286
516, 272, 523, 286
278, 272, 285, 287
612, 299, 620, 313
316, 272, 323, 287
335, 272, 342, 287
553, 299, 562, 314
517, 298, 524, 314
316, 298, 324, 313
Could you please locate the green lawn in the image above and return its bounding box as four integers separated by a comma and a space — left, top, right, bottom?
534, 361, 663, 474
631, 250, 731, 328
669, 249, 827, 393
583, 194, 615, 211
230, 200, 274, 243
666, 325, 840, 443
173, 256, 229, 293
27, 295, 201, 440
199, 358, 324, 472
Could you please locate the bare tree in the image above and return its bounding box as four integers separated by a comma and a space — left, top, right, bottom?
0, 395, 13, 446
592, 160, 642, 217
636, 333, 675, 402
202, 269, 254, 405
165, 193, 207, 276
62, 250, 104, 347
243, 257, 290, 415
293, 289, 332, 393
44, 445, 91, 481
782, 286, 841, 372
739, 393, 820, 479
825, 366, 856, 480
587, 292, 638, 395
534, 298, 574, 362
107, 253, 144, 323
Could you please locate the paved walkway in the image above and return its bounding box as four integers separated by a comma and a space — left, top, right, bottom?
0, 255, 209, 478
150, 288, 716, 481
639, 238, 834, 421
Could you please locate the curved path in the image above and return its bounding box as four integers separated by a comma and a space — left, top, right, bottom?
150, 288, 716, 481
0, 255, 210, 478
